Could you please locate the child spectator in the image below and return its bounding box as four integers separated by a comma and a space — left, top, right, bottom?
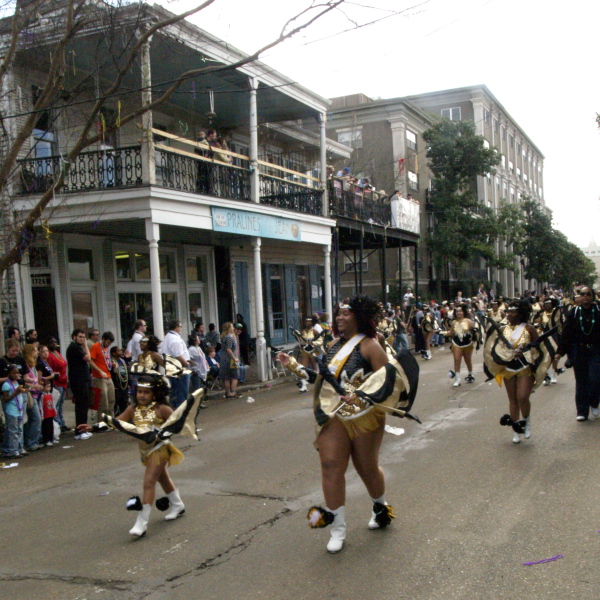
40, 381, 57, 446
1, 365, 26, 458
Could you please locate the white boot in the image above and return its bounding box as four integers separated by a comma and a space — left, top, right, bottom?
164, 489, 185, 521
426, 350, 432, 360
453, 374, 461, 387
512, 431, 521, 444
524, 415, 531, 439
299, 379, 308, 393
129, 504, 151, 537
326, 506, 346, 553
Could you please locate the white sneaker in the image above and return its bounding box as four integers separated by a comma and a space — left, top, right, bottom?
453, 376, 461, 387
75, 432, 93, 440
592, 408, 600, 418
550, 376, 557, 384
45, 441, 54, 447
512, 432, 521, 444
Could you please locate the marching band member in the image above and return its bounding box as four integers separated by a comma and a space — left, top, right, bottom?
444, 304, 476, 387
278, 295, 419, 553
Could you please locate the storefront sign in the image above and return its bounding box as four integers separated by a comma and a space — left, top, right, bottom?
212, 208, 301, 242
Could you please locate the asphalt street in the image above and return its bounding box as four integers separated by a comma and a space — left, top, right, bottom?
1, 347, 599, 600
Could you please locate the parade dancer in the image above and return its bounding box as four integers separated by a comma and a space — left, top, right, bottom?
482, 300, 552, 443
444, 304, 476, 387
278, 295, 419, 553
536, 297, 561, 385
420, 306, 438, 360
76, 375, 201, 537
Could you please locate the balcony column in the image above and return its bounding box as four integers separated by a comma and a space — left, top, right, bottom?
140, 34, 155, 185
319, 112, 328, 217
252, 237, 268, 381
249, 77, 259, 203
145, 219, 164, 339
323, 244, 333, 318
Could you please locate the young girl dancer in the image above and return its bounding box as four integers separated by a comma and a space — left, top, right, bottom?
77, 375, 201, 536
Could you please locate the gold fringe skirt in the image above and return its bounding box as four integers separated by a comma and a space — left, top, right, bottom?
495, 366, 532, 384
316, 409, 386, 447
140, 442, 184, 467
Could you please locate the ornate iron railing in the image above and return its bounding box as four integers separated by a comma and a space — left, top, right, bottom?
259, 175, 323, 215
18, 146, 142, 194
157, 149, 251, 202
328, 179, 391, 226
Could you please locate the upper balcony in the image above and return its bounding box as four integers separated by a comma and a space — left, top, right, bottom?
16, 132, 325, 217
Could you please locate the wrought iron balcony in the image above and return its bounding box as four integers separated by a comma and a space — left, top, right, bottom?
328, 179, 391, 226
259, 174, 322, 215
157, 148, 251, 202
17, 146, 142, 194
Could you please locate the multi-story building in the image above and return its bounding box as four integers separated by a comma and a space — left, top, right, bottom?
326, 94, 431, 301
6, 1, 354, 379
328, 85, 546, 300
408, 85, 546, 297
581, 240, 600, 282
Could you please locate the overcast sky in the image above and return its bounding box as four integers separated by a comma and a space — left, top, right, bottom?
161, 0, 600, 247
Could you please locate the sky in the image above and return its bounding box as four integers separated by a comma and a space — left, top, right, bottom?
159, 0, 600, 247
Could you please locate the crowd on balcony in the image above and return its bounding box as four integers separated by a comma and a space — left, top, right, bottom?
195, 129, 232, 165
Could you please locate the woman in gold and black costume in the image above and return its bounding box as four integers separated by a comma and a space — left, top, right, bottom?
483, 300, 550, 444
278, 295, 418, 553
444, 303, 476, 387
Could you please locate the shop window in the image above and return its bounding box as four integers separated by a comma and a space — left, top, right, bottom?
118, 292, 177, 341
68, 248, 94, 280
186, 256, 207, 282
115, 252, 132, 279
115, 250, 175, 282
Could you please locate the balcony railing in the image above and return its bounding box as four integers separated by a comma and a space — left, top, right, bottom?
260, 174, 322, 215
328, 178, 391, 226
157, 148, 251, 202
17, 146, 142, 194
17, 131, 326, 216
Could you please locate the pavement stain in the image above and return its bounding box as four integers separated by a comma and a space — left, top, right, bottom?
0, 572, 133, 591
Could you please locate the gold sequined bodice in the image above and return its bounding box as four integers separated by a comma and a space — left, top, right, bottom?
452, 319, 471, 338
133, 402, 164, 430
502, 323, 531, 349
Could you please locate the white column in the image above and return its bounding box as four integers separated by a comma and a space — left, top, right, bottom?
319, 112, 328, 217
249, 77, 259, 203
323, 244, 333, 317
252, 237, 268, 381
145, 219, 164, 339
140, 36, 155, 185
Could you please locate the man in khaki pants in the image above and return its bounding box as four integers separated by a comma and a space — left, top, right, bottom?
90, 332, 116, 422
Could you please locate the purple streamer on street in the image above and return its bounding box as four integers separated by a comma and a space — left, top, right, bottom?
522, 554, 564, 566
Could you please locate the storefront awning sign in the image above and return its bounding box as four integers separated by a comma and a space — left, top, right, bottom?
211, 208, 302, 242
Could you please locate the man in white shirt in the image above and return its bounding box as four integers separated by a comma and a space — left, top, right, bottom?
160, 319, 191, 408
126, 319, 147, 362
403, 287, 414, 305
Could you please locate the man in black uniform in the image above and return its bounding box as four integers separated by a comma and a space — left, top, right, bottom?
554, 286, 600, 421
66, 329, 93, 439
